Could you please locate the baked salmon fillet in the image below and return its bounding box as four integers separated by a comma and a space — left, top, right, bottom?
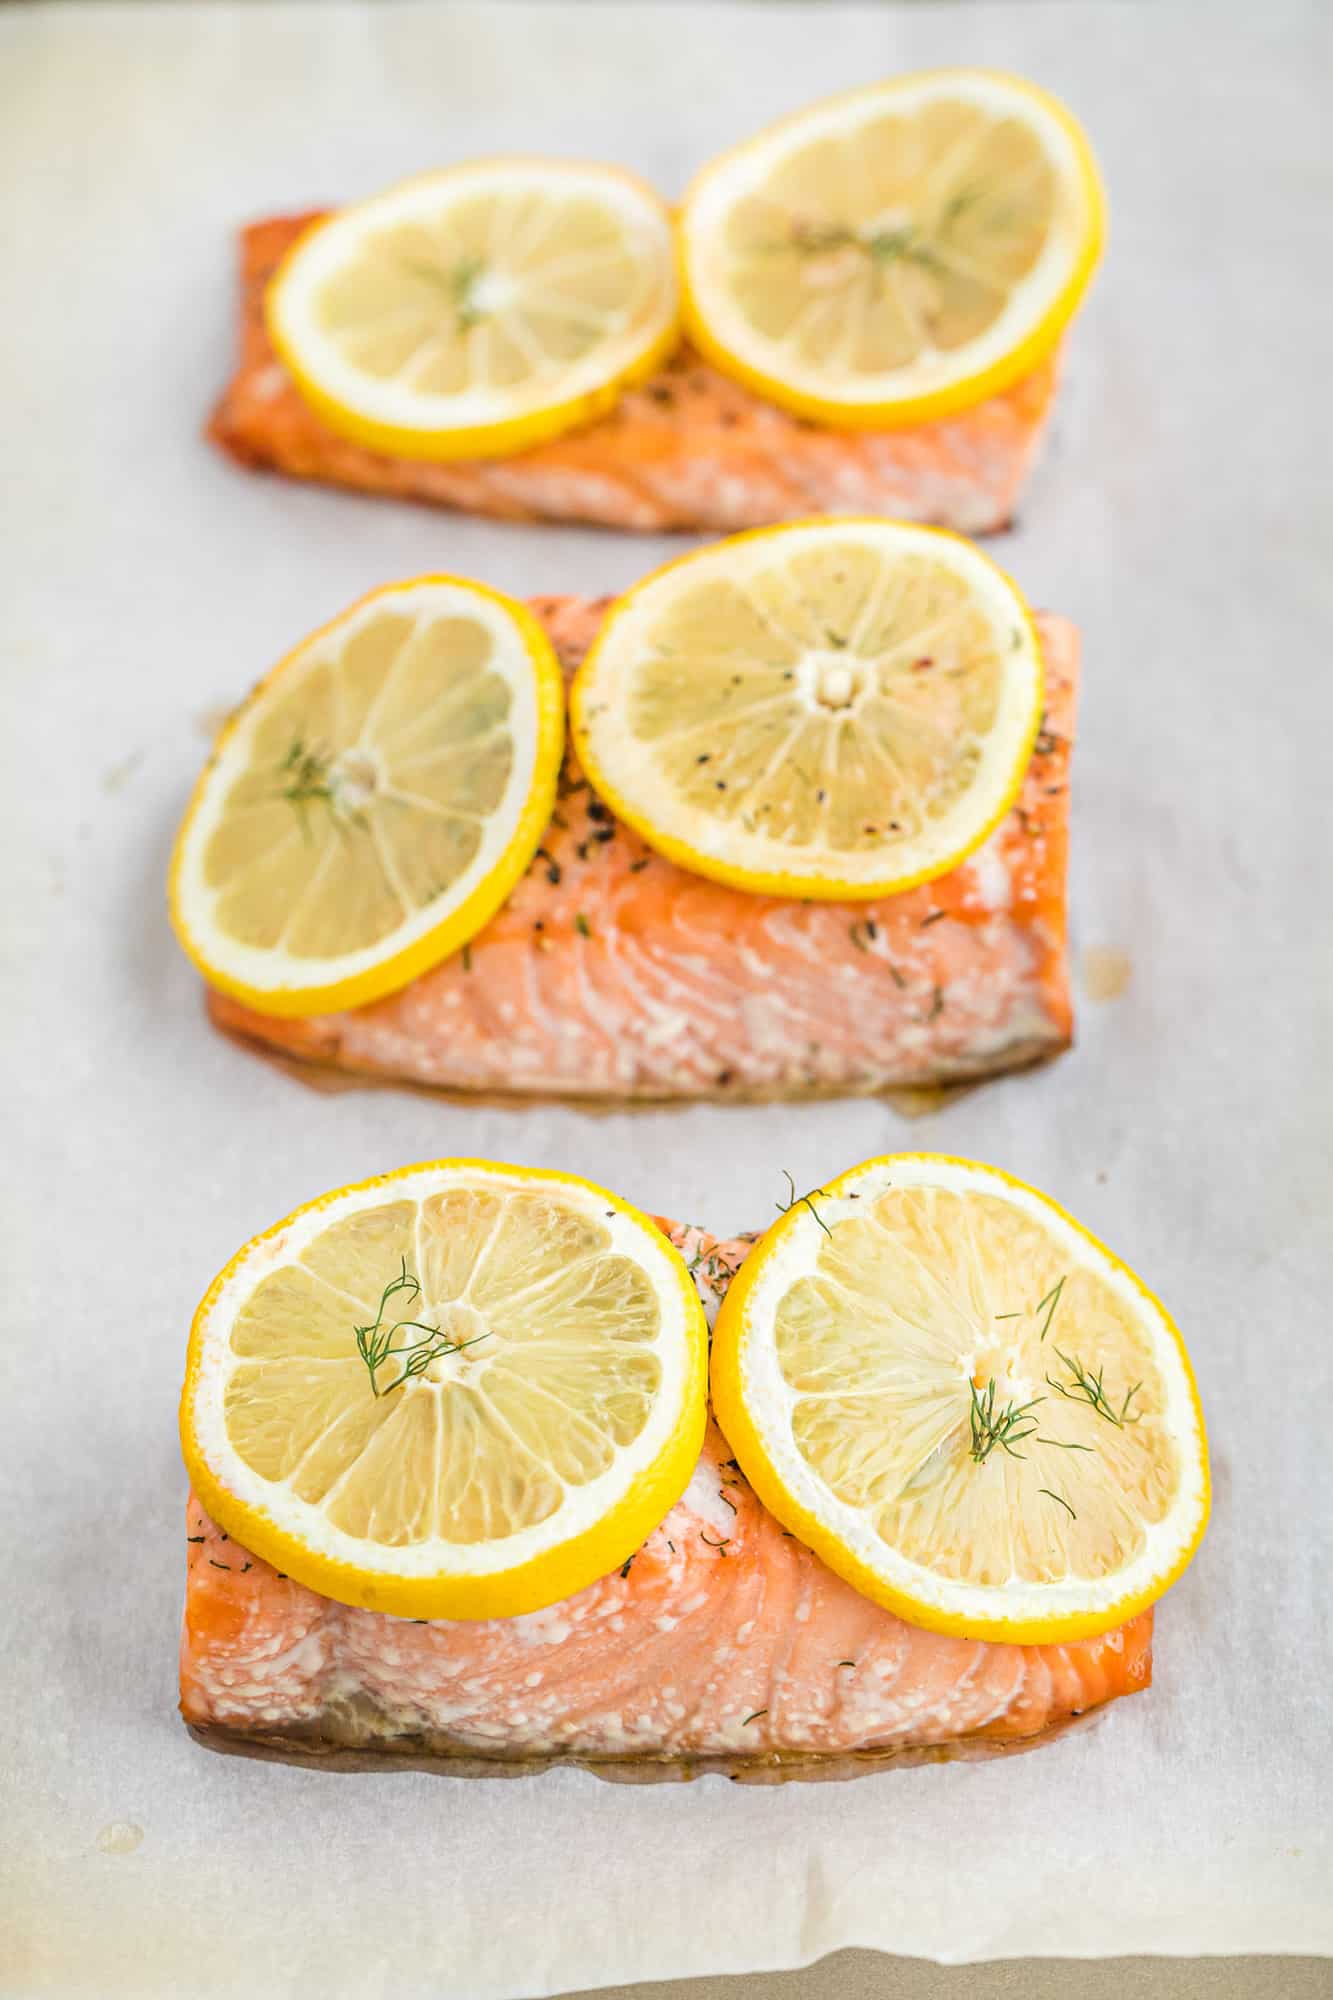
181, 1219, 1151, 1783
208, 215, 1061, 536
207, 596, 1077, 1102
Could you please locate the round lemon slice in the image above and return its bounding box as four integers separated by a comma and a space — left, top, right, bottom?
180, 1161, 708, 1620
711, 1155, 1209, 1644
266, 160, 679, 459
570, 519, 1042, 901
680, 69, 1105, 427
168, 576, 564, 1017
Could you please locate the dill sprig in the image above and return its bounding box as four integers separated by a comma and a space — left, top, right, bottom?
993, 1274, 1066, 1341
354, 1258, 487, 1398
278, 737, 336, 837
450, 254, 487, 330
1039, 1487, 1077, 1520
777, 1169, 833, 1239
1035, 1275, 1066, 1343
968, 1379, 1093, 1466
280, 736, 333, 799
940, 184, 987, 231
768, 219, 943, 274
277, 737, 368, 839
1046, 1348, 1142, 1428
398, 252, 487, 332
968, 1378, 1043, 1463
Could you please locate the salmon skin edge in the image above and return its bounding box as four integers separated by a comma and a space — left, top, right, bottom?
183, 1707, 1108, 1784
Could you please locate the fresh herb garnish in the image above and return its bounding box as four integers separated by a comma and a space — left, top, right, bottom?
353, 1259, 487, 1398
771, 219, 943, 276
777, 1169, 833, 1239
276, 737, 371, 839
968, 1378, 1044, 1463
968, 1371, 1093, 1467
1046, 1348, 1142, 1428
277, 739, 334, 834
1035, 1275, 1066, 1343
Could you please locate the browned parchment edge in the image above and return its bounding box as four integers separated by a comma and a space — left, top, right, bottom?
187, 1707, 1102, 1785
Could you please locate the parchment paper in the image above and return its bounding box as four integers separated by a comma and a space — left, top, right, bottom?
2, 4, 1330, 1994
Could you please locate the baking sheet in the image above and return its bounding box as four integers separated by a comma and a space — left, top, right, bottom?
2, 3, 1330, 1993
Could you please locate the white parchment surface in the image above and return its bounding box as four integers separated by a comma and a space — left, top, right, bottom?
2, 4, 1330, 1993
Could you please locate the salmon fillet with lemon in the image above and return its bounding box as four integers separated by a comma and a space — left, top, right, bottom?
208, 213, 1061, 537
181, 1219, 1152, 1781
206, 593, 1076, 1100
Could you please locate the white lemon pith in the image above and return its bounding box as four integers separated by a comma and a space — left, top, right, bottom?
168, 577, 564, 1017
710, 1156, 1209, 1643
681, 69, 1105, 426
181, 1162, 708, 1620
570, 520, 1042, 900
267, 160, 680, 459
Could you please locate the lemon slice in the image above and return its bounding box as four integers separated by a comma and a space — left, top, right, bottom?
570, 519, 1042, 901
168, 577, 564, 1017
680, 69, 1105, 427
266, 160, 679, 459
711, 1155, 1209, 1644
180, 1160, 708, 1620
